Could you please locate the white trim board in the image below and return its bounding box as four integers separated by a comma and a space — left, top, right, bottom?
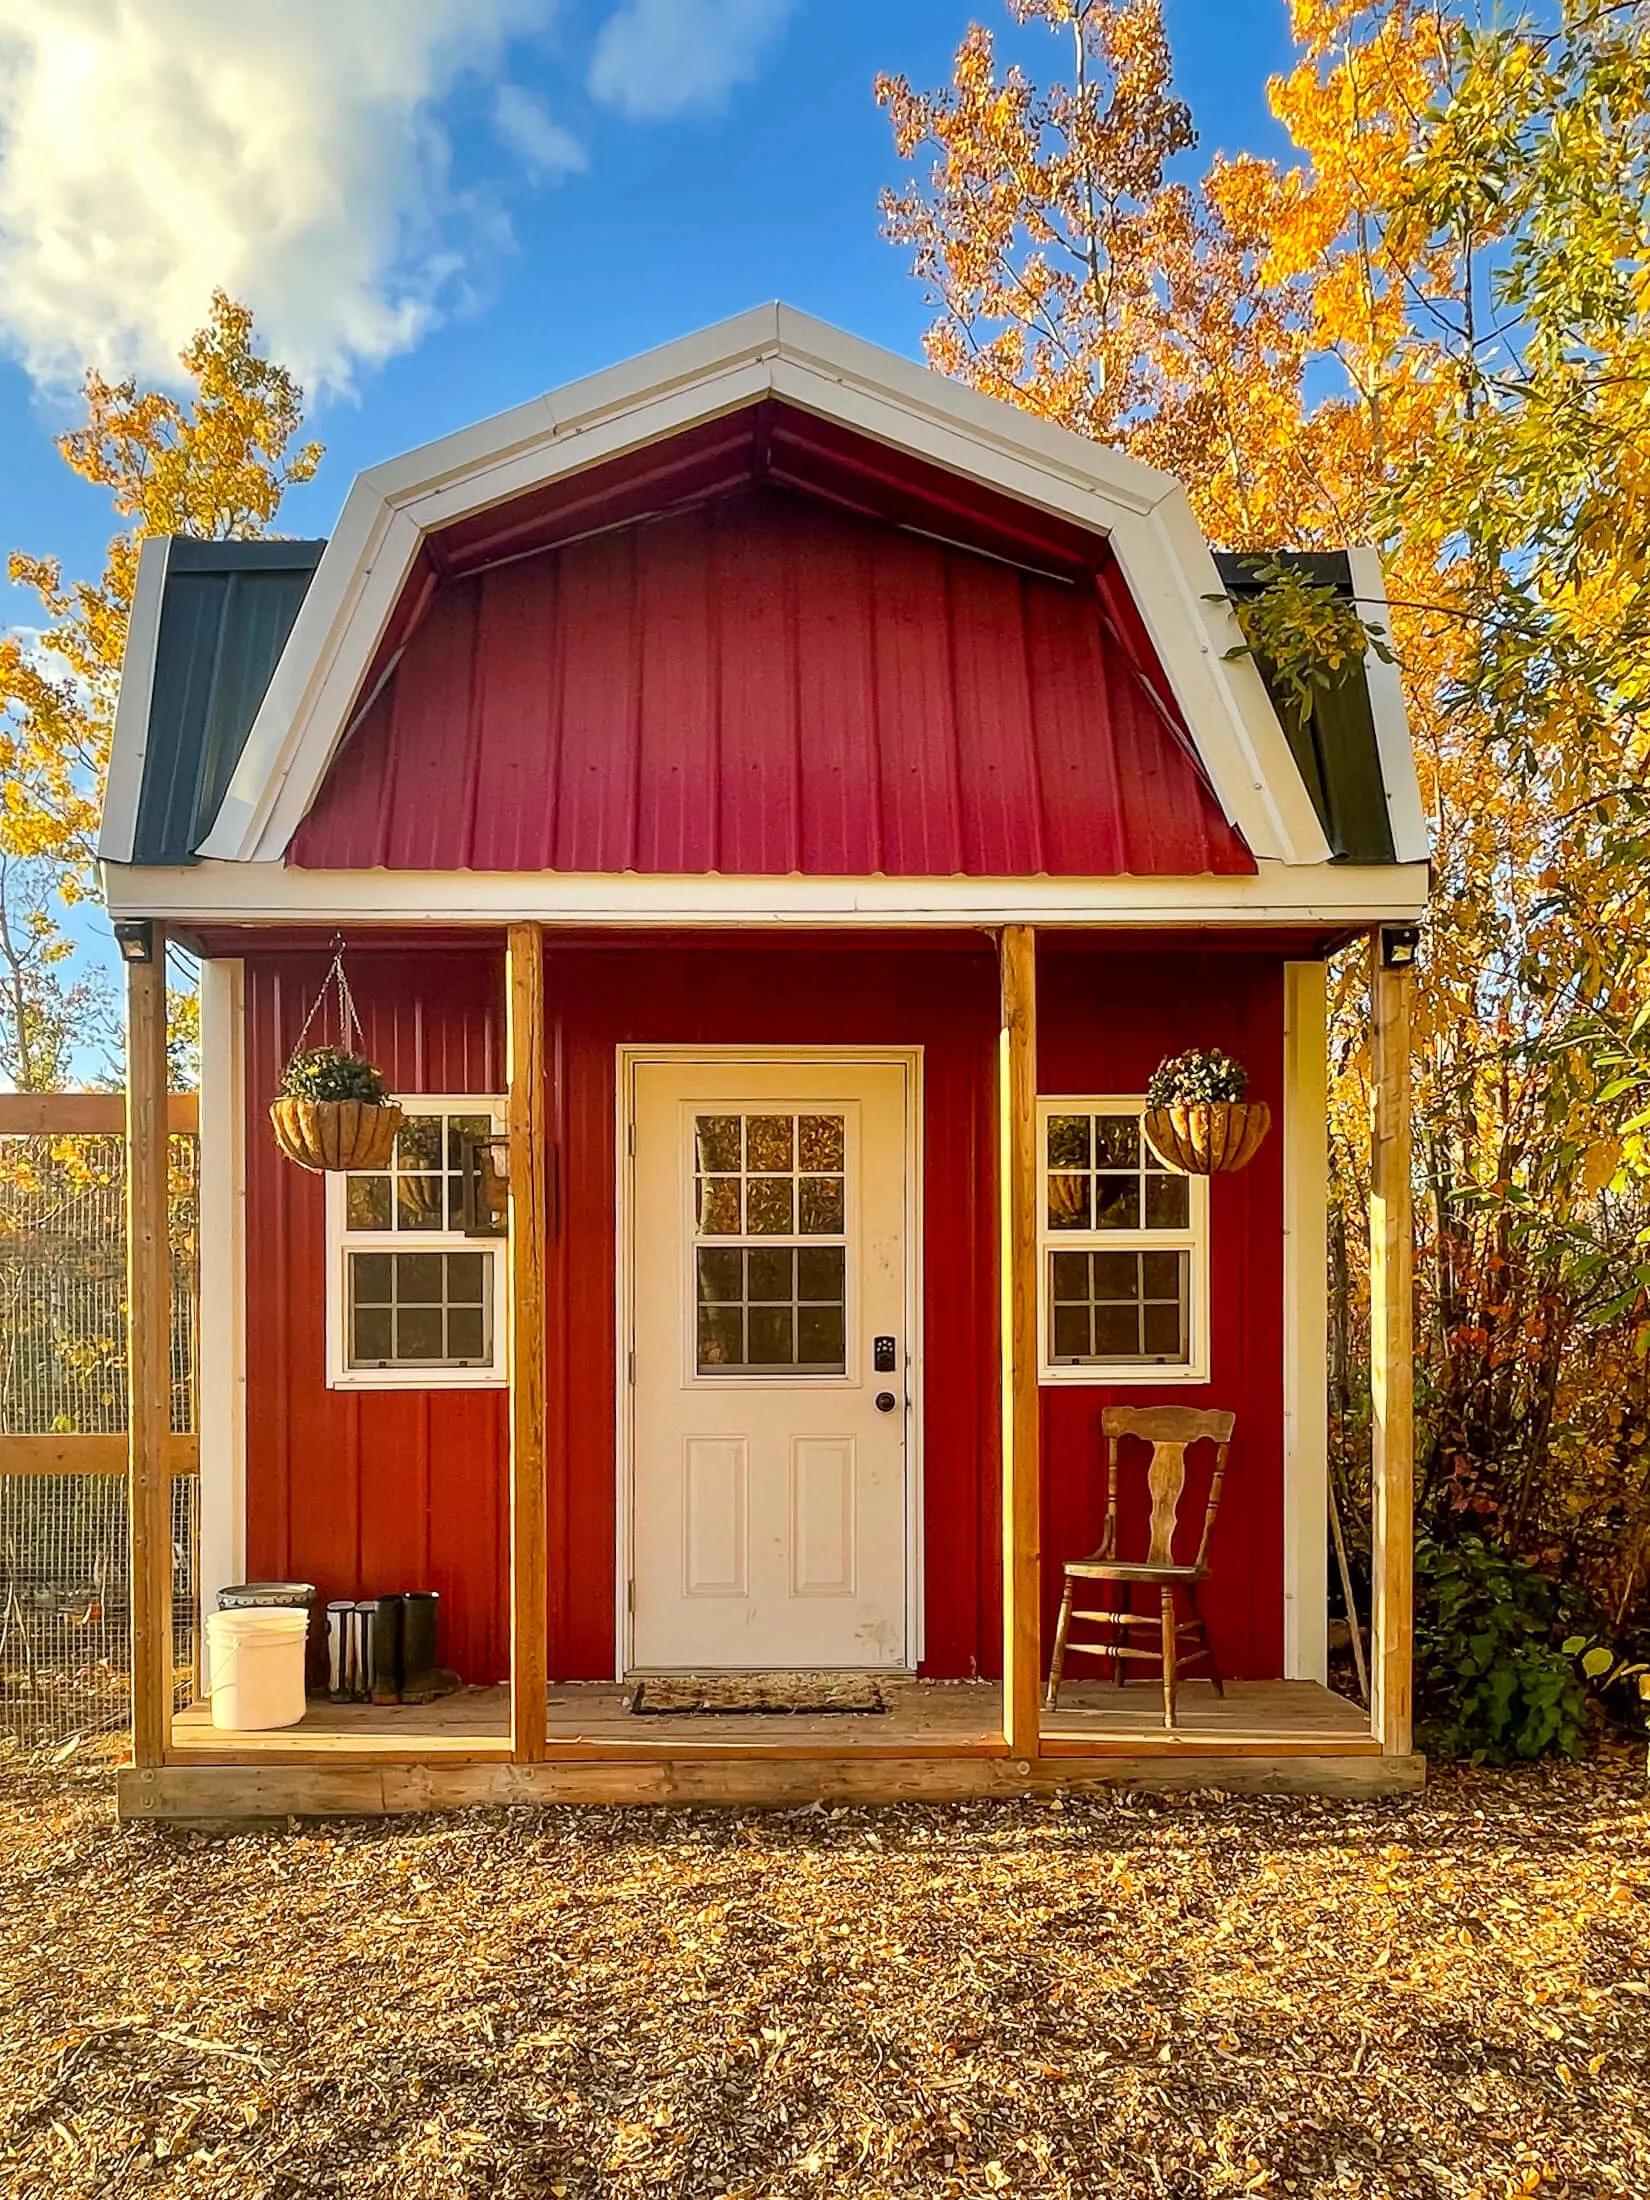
100, 535, 171, 866
192, 304, 1333, 872
196, 957, 247, 1685
1282, 960, 1330, 1684
1346, 545, 1430, 867
104, 859, 1432, 928
613, 1044, 925, 1682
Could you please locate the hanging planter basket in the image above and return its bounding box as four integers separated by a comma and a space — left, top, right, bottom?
269, 943, 403, 1175
1141, 1049, 1271, 1176
1142, 1099, 1271, 1176
270, 1094, 404, 1173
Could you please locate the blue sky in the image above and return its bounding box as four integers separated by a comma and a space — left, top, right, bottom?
0, 0, 1300, 1073
0, 0, 1298, 592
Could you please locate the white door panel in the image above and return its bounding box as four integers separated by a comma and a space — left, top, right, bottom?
627, 1057, 911, 1671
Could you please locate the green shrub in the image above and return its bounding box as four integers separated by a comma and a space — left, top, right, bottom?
1415, 1536, 1592, 1763
278, 1047, 388, 1105
1146, 1048, 1249, 1107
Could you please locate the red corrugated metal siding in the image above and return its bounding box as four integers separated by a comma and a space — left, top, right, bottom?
1035, 944, 1285, 1680
242, 950, 509, 1683
542, 941, 1004, 1681
290, 487, 1254, 878
235, 935, 1287, 1685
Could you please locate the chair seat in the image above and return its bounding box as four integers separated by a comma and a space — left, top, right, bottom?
1062, 1559, 1208, 1583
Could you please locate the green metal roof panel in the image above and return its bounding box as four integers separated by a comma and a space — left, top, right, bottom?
1214, 550, 1397, 866
130, 539, 325, 865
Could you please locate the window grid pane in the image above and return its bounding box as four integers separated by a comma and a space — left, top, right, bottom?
693, 1111, 847, 1375
1044, 1108, 1188, 1236
1045, 1247, 1190, 1366
348, 1250, 494, 1368
343, 1108, 500, 1237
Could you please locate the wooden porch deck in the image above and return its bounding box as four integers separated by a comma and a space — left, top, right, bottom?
141, 1680, 1416, 1804
123, 1679, 1418, 1817
169, 1677, 1375, 1762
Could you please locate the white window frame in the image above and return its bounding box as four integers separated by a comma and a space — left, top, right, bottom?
324, 1094, 509, 1391
1036, 1095, 1211, 1386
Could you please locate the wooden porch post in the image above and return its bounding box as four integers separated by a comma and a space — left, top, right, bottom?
998, 924, 1041, 1759
1369, 934, 1414, 1756
507, 924, 549, 1761
126, 928, 173, 1768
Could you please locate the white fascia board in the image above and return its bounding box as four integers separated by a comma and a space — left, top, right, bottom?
395, 360, 778, 538
1106, 501, 1331, 867
1346, 545, 1430, 865
765, 305, 1177, 514
193, 302, 1328, 871
104, 857, 1432, 928
198, 497, 422, 861
99, 535, 172, 864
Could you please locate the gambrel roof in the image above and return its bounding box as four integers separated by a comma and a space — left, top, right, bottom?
100, 305, 1428, 926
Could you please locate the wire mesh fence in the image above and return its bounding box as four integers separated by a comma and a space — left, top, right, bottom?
0, 1128, 199, 1756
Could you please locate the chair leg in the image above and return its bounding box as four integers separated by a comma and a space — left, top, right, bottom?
1189, 1584, 1224, 1697
1045, 1575, 1075, 1710
1111, 1581, 1125, 1687
1160, 1585, 1177, 1731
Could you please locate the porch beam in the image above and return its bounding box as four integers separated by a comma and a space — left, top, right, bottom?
998, 924, 1041, 1759
1368, 935, 1414, 1755
507, 923, 550, 1761
125, 931, 173, 1768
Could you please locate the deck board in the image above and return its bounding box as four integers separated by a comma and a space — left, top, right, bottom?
169, 1678, 1375, 1764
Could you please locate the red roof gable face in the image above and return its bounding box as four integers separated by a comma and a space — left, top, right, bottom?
290, 420, 1254, 879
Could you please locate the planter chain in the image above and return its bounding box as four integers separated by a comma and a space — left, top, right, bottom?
288, 935, 366, 1070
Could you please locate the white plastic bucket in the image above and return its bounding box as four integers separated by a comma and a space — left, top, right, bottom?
205, 1608, 310, 1731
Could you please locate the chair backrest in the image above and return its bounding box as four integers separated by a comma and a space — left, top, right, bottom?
1099, 1406, 1236, 1570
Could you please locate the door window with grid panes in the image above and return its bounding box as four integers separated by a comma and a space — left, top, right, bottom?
690, 1110, 849, 1377
324, 1100, 508, 1388
1037, 1099, 1209, 1381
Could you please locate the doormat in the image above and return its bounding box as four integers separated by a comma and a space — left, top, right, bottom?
628, 1674, 889, 1716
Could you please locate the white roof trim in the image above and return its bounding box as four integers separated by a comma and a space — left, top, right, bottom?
1346, 545, 1430, 865
196, 303, 1333, 869
104, 857, 1430, 929
99, 535, 172, 864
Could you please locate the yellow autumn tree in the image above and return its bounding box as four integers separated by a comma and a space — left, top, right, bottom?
879, 0, 1650, 1654
0, 292, 322, 1086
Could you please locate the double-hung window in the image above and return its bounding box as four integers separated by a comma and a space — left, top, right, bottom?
1037, 1098, 1210, 1383
325, 1099, 508, 1389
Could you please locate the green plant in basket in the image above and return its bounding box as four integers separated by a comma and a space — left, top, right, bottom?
1147, 1049, 1249, 1108
279, 1047, 388, 1105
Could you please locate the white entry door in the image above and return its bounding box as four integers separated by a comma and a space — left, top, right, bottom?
625, 1055, 913, 1672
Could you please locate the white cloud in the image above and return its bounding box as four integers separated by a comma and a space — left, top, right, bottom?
493, 83, 586, 181
589, 0, 792, 122
0, 0, 559, 396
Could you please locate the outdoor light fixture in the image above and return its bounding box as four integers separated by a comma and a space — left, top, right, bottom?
1380, 924, 1421, 970
112, 920, 155, 964
460, 1133, 510, 1238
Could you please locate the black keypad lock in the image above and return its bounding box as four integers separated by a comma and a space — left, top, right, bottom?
873, 1335, 897, 1373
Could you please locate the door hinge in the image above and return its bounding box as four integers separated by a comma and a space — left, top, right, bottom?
627, 1348, 635, 1386
626, 1121, 635, 1157
626, 1578, 634, 1613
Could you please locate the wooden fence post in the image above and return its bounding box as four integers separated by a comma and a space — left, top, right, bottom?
998, 925, 1041, 1759
126, 933, 173, 1767
1369, 935, 1415, 1756
507, 924, 549, 1761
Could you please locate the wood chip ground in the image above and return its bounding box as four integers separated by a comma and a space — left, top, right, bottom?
1, 1748, 1646, 2198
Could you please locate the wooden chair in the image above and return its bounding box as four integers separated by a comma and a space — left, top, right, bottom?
1044, 1406, 1236, 1730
